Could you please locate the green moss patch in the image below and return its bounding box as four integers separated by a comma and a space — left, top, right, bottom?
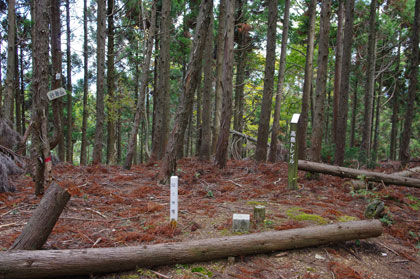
337, 215, 358, 222
286, 207, 327, 225
247, 201, 268, 206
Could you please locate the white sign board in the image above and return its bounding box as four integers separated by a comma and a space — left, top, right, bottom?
47, 88, 67, 101
170, 176, 178, 221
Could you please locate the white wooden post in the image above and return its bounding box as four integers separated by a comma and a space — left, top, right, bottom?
288, 113, 300, 190
170, 176, 178, 222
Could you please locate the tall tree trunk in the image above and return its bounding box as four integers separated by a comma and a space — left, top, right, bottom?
309, 0, 332, 162
332, 0, 345, 144
211, 0, 226, 155
150, 0, 171, 161
195, 70, 202, 156
50, 0, 65, 161
400, 0, 420, 166
255, 0, 278, 162
19, 44, 25, 138
350, 75, 358, 148
0, 36, 2, 115
15, 36, 21, 135
390, 37, 401, 161
297, 0, 316, 160
66, 0, 73, 163
31, 0, 52, 195
232, 0, 247, 160
92, 0, 106, 165
4, 0, 16, 124
106, 0, 116, 165
123, 0, 157, 170
199, 14, 214, 161
372, 71, 382, 163
80, 0, 89, 165
268, 0, 290, 162
361, 0, 377, 165
159, 0, 213, 180
335, 0, 355, 166
215, 0, 235, 168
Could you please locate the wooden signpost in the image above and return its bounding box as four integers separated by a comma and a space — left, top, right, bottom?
288, 113, 300, 190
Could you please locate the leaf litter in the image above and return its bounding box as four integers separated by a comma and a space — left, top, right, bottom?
1, 158, 420, 278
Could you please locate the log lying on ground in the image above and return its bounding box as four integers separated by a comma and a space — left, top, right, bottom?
10, 182, 71, 250
0, 220, 382, 278
298, 160, 420, 188
393, 166, 420, 178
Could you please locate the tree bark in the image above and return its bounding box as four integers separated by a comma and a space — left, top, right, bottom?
298, 160, 420, 188
66, 0, 73, 163
124, 1, 157, 170
106, 0, 116, 165
215, 0, 235, 168
50, 0, 65, 161
393, 166, 420, 178
372, 70, 382, 163
390, 36, 401, 161
335, 0, 355, 166
199, 14, 214, 161
399, 0, 420, 167
4, 0, 16, 123
195, 70, 203, 156
31, 0, 52, 195
80, 0, 89, 165
361, 0, 377, 165
255, 0, 278, 162
1, 220, 382, 278
150, 0, 171, 161
297, 0, 316, 160
332, 0, 345, 144
160, 0, 213, 180
232, 0, 248, 160
92, 0, 106, 165
309, 0, 332, 163
350, 71, 358, 148
211, 0, 226, 155
268, 0, 290, 163
10, 182, 70, 250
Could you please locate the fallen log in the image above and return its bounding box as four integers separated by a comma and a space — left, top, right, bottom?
10, 182, 71, 250
0, 220, 382, 278
298, 160, 420, 188
393, 166, 420, 178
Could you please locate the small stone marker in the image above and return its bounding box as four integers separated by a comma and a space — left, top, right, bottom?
170, 176, 178, 223
253, 205, 266, 225
47, 87, 67, 101
288, 113, 300, 190
232, 213, 250, 232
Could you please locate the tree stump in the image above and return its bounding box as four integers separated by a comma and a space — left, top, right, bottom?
253, 205, 266, 225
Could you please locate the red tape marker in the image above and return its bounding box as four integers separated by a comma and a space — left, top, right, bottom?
44, 156, 52, 163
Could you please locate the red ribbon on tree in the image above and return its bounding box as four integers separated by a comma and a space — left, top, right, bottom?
44, 157, 52, 163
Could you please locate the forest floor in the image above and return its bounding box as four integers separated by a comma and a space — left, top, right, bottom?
1, 158, 420, 279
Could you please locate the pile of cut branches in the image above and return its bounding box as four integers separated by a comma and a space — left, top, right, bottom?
0, 119, 25, 193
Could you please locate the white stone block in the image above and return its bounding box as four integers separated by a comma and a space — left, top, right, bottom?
233, 213, 250, 232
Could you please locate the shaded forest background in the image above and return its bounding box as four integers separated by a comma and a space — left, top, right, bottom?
0, 0, 419, 192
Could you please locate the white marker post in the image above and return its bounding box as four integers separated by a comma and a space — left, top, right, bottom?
288, 113, 300, 190
170, 176, 178, 225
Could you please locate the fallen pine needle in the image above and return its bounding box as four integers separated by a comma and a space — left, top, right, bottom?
0, 222, 22, 229
85, 207, 108, 219
151, 270, 171, 279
